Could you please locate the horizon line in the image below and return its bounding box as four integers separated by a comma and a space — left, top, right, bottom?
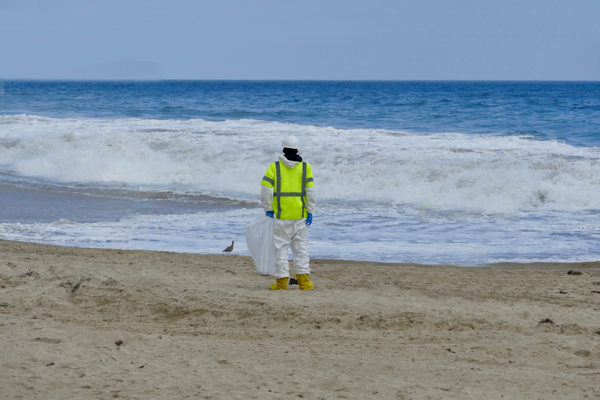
2, 78, 599, 83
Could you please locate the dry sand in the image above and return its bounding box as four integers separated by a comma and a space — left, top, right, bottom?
1, 239, 599, 400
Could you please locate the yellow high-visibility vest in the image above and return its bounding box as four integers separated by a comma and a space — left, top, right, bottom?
261, 161, 314, 219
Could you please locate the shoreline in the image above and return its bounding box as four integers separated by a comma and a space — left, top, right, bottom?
3, 239, 600, 270
2, 239, 599, 399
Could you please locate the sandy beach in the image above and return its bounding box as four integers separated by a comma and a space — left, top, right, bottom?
1, 239, 599, 399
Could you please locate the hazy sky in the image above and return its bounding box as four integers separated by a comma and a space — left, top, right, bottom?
1, 0, 599, 80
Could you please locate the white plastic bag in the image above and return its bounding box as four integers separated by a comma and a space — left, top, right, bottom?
244, 216, 277, 276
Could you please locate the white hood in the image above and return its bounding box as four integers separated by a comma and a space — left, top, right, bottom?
279, 155, 299, 169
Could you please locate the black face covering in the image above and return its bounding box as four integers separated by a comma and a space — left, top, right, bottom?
283, 147, 302, 162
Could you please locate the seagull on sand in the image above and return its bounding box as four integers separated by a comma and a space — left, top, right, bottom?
223, 241, 234, 254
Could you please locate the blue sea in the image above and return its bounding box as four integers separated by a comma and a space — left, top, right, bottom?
1, 80, 599, 265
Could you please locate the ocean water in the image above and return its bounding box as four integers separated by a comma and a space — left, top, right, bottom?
1, 80, 599, 265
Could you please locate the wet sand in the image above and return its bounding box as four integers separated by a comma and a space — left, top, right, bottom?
1, 239, 599, 399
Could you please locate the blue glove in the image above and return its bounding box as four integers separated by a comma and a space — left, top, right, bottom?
266, 211, 274, 218
306, 213, 313, 226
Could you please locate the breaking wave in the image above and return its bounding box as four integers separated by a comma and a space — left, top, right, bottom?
1, 114, 599, 214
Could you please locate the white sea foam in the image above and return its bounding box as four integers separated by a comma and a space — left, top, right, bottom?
1, 114, 599, 214
0, 206, 598, 265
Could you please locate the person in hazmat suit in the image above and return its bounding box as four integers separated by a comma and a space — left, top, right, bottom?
261, 135, 315, 290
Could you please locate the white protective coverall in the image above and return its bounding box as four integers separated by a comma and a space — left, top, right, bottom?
261, 155, 316, 278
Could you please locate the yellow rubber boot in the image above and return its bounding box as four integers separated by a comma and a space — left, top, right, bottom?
270, 277, 288, 290
296, 274, 314, 290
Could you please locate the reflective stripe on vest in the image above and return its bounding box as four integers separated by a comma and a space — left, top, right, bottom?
275, 162, 281, 218
301, 161, 307, 218
274, 161, 307, 219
